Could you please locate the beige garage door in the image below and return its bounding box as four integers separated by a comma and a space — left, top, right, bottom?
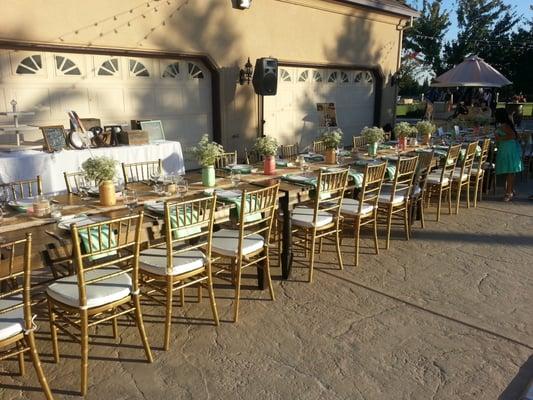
263, 67, 375, 148
0, 50, 212, 151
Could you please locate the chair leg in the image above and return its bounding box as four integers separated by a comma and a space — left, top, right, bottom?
112, 317, 119, 340
354, 219, 361, 266
180, 285, 185, 307
80, 309, 89, 396
385, 207, 393, 250
264, 248, 276, 301
206, 275, 220, 326
16, 340, 25, 376
455, 183, 461, 214
478, 176, 484, 203
472, 178, 479, 207
308, 233, 317, 283
420, 199, 425, 229
164, 279, 173, 351
26, 332, 54, 400
447, 187, 452, 215
372, 216, 379, 256
319, 237, 323, 254
403, 207, 410, 241
335, 227, 343, 271
197, 284, 202, 303
233, 260, 243, 322
466, 182, 471, 208
47, 300, 60, 363
436, 189, 442, 222
132, 294, 154, 363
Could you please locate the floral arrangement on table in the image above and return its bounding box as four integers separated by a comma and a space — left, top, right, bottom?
188, 134, 225, 167
394, 122, 418, 138
319, 127, 343, 149
253, 135, 279, 156
415, 121, 436, 137
361, 126, 385, 144
82, 156, 117, 182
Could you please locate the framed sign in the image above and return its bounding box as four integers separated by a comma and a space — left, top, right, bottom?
40, 125, 67, 152
316, 102, 337, 127
140, 120, 165, 143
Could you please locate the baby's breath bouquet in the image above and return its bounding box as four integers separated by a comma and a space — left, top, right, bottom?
416, 120, 436, 137
253, 135, 279, 156
394, 122, 417, 138
320, 127, 343, 149
361, 126, 385, 144
82, 156, 117, 182
188, 134, 225, 167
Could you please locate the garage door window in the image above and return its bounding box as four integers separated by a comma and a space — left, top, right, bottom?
162, 62, 180, 79
55, 55, 81, 76
98, 58, 120, 76
298, 70, 309, 82
188, 62, 204, 79
129, 59, 149, 77
16, 55, 42, 75
279, 68, 291, 82
355, 71, 373, 85
312, 70, 323, 82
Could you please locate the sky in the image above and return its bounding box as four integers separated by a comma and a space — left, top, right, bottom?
409, 0, 533, 42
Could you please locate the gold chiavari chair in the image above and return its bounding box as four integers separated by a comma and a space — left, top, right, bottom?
425, 144, 462, 222
214, 151, 237, 169
4, 176, 42, 201
408, 150, 434, 231
352, 135, 368, 151
46, 212, 153, 396
0, 234, 53, 400
291, 170, 348, 282
63, 171, 95, 195
469, 138, 491, 207
313, 140, 327, 154
122, 159, 162, 185
451, 142, 478, 213
279, 143, 299, 160
377, 156, 418, 249
245, 147, 263, 164
211, 184, 279, 322
139, 195, 219, 350
340, 162, 386, 266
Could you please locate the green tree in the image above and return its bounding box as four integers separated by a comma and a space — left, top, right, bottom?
404, 0, 451, 76
507, 18, 533, 98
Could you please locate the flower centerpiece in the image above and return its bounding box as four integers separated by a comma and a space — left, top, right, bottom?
416, 120, 436, 145
320, 127, 343, 164
361, 126, 385, 156
253, 135, 279, 174
189, 134, 225, 187
82, 156, 118, 206
394, 122, 417, 149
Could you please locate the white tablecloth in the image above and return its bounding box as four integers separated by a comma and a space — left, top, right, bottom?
0, 141, 184, 194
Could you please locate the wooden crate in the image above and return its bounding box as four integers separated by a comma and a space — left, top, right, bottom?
118, 130, 149, 146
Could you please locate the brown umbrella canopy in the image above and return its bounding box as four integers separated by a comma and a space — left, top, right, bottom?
431, 55, 512, 88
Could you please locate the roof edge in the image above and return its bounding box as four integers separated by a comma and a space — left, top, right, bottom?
333, 0, 420, 18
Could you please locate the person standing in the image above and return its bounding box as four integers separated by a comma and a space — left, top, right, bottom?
494, 109, 523, 201
424, 87, 438, 120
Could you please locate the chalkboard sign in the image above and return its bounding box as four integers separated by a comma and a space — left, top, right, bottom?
41, 125, 67, 152
140, 120, 166, 143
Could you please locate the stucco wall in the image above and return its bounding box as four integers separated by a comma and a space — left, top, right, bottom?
0, 0, 405, 149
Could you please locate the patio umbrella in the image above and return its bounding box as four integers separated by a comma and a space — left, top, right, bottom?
431, 55, 511, 88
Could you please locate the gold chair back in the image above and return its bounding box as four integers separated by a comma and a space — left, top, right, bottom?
244, 148, 263, 164
313, 140, 327, 154
414, 151, 434, 195
122, 159, 162, 185
459, 142, 478, 177
64, 171, 94, 194
280, 143, 299, 160
3, 176, 42, 201
359, 162, 387, 212
315, 169, 349, 220
70, 212, 144, 309
214, 151, 237, 169
440, 144, 462, 183
386, 156, 418, 202
164, 195, 217, 275
352, 136, 368, 150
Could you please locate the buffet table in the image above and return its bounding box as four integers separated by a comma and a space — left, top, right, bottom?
0, 141, 185, 194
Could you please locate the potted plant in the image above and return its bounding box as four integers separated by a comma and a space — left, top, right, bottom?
394, 122, 417, 150
189, 134, 225, 187
253, 135, 279, 175
82, 156, 118, 206
320, 128, 343, 164
416, 120, 436, 145
361, 126, 385, 157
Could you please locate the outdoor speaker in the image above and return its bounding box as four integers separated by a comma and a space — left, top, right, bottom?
252, 57, 278, 96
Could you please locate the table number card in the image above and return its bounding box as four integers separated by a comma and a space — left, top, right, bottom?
40, 125, 67, 152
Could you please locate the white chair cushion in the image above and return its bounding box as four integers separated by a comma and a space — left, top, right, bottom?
427, 173, 449, 186
46, 266, 132, 309
0, 296, 24, 341
211, 229, 264, 257
378, 193, 405, 205
140, 248, 205, 276
340, 198, 374, 216
291, 206, 333, 228
452, 168, 468, 182
381, 183, 420, 197
470, 167, 484, 176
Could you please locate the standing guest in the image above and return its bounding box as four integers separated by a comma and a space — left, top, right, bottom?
424, 87, 439, 121
494, 109, 523, 202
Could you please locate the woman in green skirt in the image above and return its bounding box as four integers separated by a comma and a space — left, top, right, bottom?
494, 109, 523, 201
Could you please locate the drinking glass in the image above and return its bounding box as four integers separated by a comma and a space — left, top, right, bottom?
177, 179, 189, 198
150, 170, 162, 193
230, 170, 241, 187
78, 175, 91, 200
123, 189, 138, 214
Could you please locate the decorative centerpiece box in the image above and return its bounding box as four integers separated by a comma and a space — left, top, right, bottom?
117, 130, 149, 145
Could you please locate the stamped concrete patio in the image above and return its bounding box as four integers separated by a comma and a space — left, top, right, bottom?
1, 181, 532, 400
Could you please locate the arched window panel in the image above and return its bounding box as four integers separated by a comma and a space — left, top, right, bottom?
312, 70, 323, 82
162, 62, 180, 79
327, 71, 338, 83
354, 71, 373, 84
279, 68, 291, 82
188, 62, 204, 79
340, 71, 350, 83
98, 58, 120, 76
55, 55, 81, 76
16, 55, 43, 75
298, 70, 309, 82
129, 59, 149, 77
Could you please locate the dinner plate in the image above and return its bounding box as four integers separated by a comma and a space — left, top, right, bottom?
214, 189, 242, 199
57, 216, 106, 231
8, 198, 35, 212
380, 155, 399, 161
144, 201, 165, 214
87, 186, 122, 197
286, 175, 311, 182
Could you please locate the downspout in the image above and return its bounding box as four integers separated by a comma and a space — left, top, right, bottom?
393, 16, 413, 125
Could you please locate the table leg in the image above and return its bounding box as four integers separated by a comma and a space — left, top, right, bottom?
257, 259, 265, 290
281, 195, 293, 280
